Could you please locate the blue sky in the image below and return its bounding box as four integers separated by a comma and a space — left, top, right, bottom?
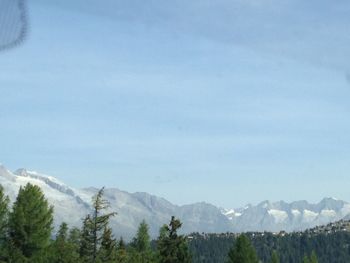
0, 0, 350, 208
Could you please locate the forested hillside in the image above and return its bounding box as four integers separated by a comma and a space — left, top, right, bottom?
189, 222, 350, 263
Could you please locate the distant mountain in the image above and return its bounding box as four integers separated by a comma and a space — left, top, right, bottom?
221, 198, 350, 233
1, 164, 349, 240
0, 164, 229, 239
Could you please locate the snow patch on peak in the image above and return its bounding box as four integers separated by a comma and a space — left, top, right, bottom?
320, 209, 336, 217
15, 168, 66, 187
268, 209, 288, 223
291, 209, 301, 217
303, 209, 318, 222
223, 209, 235, 216
13, 168, 88, 207
221, 208, 242, 220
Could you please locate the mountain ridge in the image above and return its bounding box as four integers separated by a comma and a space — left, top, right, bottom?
0, 164, 349, 239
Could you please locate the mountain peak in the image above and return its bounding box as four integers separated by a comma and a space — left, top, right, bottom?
321, 197, 340, 202
14, 168, 65, 186
14, 168, 29, 177
258, 200, 272, 208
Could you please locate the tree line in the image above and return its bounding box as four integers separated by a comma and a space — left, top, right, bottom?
190, 230, 350, 263
0, 183, 191, 262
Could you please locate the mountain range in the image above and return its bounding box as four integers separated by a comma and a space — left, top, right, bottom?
0, 164, 349, 240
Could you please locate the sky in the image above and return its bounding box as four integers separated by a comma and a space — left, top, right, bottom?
0, 0, 350, 208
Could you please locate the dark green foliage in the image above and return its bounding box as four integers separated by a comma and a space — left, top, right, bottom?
116, 238, 128, 263
68, 227, 81, 256
79, 188, 116, 263
79, 215, 94, 262
270, 250, 279, 263
90, 187, 116, 262
8, 183, 53, 261
310, 251, 318, 263
157, 216, 192, 263
98, 226, 117, 262
188, 233, 235, 263
50, 222, 81, 263
189, 231, 338, 263
227, 234, 259, 263
129, 220, 154, 262
303, 251, 318, 263
0, 185, 9, 261
0, 185, 9, 241
303, 255, 310, 263
132, 220, 151, 252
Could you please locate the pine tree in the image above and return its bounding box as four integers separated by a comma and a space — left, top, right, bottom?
227, 234, 259, 263
51, 222, 81, 263
116, 238, 128, 263
302, 255, 310, 263
68, 227, 81, 257
270, 250, 279, 263
132, 220, 151, 252
157, 216, 191, 263
79, 215, 94, 262
8, 183, 53, 261
98, 226, 117, 263
79, 188, 116, 263
310, 251, 318, 263
91, 187, 116, 263
129, 220, 154, 263
0, 185, 9, 261
57, 222, 69, 244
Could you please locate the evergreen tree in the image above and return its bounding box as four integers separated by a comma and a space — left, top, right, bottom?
116, 238, 128, 263
0, 185, 9, 261
188, 230, 350, 263
157, 216, 191, 263
310, 251, 318, 263
79, 215, 94, 262
129, 220, 154, 263
91, 187, 116, 263
227, 234, 259, 263
270, 250, 279, 263
8, 183, 53, 261
302, 251, 318, 263
68, 227, 81, 257
51, 222, 80, 263
132, 220, 151, 252
158, 224, 168, 241
79, 188, 116, 263
98, 226, 117, 263
302, 255, 310, 263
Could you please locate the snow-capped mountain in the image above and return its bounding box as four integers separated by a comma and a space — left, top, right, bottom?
1, 164, 349, 239
0, 164, 229, 239
222, 198, 350, 232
